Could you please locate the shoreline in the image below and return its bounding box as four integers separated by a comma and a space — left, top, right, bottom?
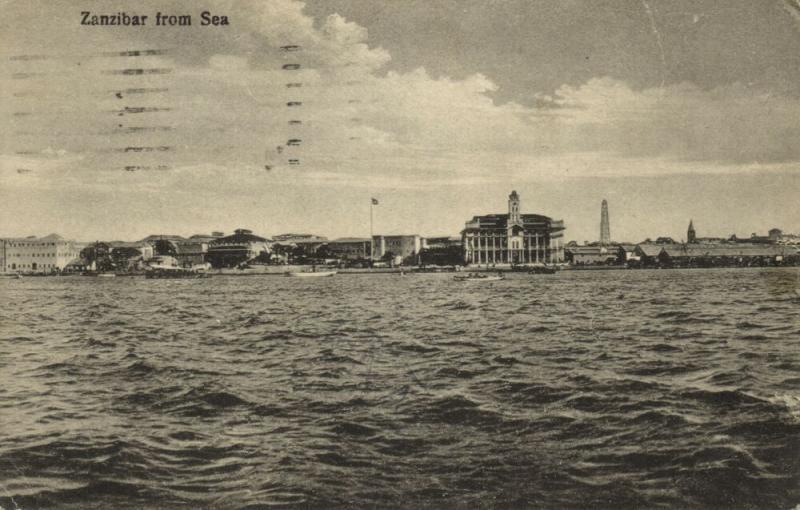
3, 264, 798, 278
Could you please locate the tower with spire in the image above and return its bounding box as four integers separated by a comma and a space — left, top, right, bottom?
508, 190, 521, 225
687, 220, 696, 243
600, 199, 611, 245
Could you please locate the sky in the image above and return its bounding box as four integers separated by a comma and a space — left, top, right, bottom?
1, 0, 799, 243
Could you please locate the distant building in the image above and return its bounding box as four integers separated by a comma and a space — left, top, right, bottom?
565, 245, 619, 265
635, 243, 799, 268
772, 229, 800, 245
689, 221, 727, 244
272, 234, 329, 258
1, 234, 84, 273
419, 236, 463, 266
272, 233, 328, 243
424, 236, 462, 249
462, 190, 566, 265
634, 243, 665, 266
206, 229, 271, 268
174, 240, 209, 267
617, 243, 639, 263
371, 234, 423, 263
188, 232, 225, 243
600, 199, 611, 245
139, 234, 187, 244
326, 238, 371, 261
109, 241, 155, 260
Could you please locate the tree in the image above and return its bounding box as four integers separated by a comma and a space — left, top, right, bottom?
111, 247, 143, 271
419, 246, 464, 266
154, 239, 177, 256
315, 244, 334, 259
80, 243, 115, 271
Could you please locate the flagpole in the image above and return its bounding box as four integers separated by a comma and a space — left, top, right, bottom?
369, 200, 374, 260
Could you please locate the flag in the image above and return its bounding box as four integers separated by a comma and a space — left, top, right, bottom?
371, 198, 379, 205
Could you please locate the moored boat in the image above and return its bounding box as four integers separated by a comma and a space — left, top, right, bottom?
146, 267, 211, 279
285, 270, 337, 278
454, 273, 504, 282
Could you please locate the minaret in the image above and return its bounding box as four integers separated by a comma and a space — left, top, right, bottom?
508, 190, 521, 224
687, 220, 696, 243
600, 199, 611, 245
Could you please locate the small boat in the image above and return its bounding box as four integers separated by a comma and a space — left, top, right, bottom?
83, 271, 117, 277
454, 273, 504, 282
146, 267, 210, 279
285, 270, 337, 278
528, 265, 558, 275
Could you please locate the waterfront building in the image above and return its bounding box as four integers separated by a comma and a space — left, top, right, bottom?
419, 236, 462, 266
188, 233, 225, 243
106, 241, 155, 271
272, 234, 329, 258
109, 241, 155, 260
1, 234, 84, 273
565, 245, 620, 265
770, 229, 800, 245
424, 236, 461, 249
139, 234, 187, 244
326, 238, 371, 261
461, 191, 566, 265
600, 199, 611, 245
618, 243, 639, 263
635, 243, 799, 268
371, 235, 423, 263
272, 233, 328, 243
206, 229, 271, 268
633, 244, 664, 267
174, 240, 209, 267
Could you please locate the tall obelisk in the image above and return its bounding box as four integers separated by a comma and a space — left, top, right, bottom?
600, 199, 611, 245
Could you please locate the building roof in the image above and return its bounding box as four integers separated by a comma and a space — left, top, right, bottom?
329, 237, 370, 244
210, 230, 268, 245
1, 234, 76, 244
566, 246, 617, 255
188, 234, 223, 242
662, 244, 798, 258
467, 213, 552, 226
109, 241, 151, 249
272, 233, 328, 242
139, 235, 187, 243
637, 244, 666, 257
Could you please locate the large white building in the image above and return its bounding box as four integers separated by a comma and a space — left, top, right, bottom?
462, 191, 566, 265
371, 235, 423, 263
1, 234, 84, 273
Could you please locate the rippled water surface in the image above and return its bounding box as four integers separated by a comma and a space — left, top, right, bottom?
1, 268, 799, 509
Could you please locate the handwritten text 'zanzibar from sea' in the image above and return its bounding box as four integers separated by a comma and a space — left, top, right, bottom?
81, 11, 229, 26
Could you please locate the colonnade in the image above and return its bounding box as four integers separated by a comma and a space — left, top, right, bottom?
464, 232, 563, 265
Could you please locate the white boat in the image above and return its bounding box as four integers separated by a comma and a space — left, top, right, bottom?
454, 274, 504, 282
285, 270, 337, 278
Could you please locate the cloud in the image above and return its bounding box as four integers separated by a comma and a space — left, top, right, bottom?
2, 0, 800, 198
548, 78, 800, 164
